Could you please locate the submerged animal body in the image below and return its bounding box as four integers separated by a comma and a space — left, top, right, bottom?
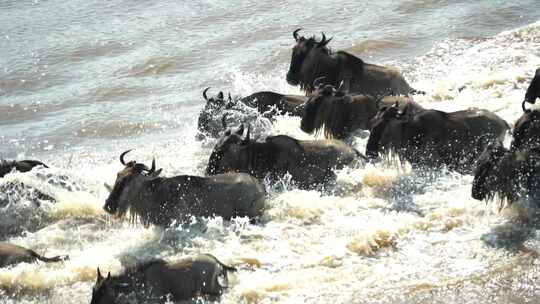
0, 242, 68, 268
286, 29, 421, 95
0, 160, 48, 178
206, 124, 364, 189
472, 142, 540, 204
300, 83, 424, 139
511, 109, 540, 151
90, 254, 236, 304
104, 150, 266, 227
197, 88, 307, 139
240, 91, 308, 117
366, 105, 510, 173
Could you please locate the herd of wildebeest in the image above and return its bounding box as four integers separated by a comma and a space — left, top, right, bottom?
1, 29, 540, 303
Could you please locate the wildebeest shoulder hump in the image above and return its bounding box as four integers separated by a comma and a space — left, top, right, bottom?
336, 51, 365, 74
265, 135, 304, 152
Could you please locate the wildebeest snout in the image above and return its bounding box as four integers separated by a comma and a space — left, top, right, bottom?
103, 199, 117, 214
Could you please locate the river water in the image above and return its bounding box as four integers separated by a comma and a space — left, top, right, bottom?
2, 0, 540, 303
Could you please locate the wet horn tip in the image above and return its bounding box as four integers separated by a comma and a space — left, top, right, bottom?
150, 158, 156, 172
203, 87, 211, 101
119, 149, 132, 165
293, 28, 302, 41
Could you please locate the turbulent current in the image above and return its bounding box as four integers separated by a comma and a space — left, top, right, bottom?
2, 0, 540, 303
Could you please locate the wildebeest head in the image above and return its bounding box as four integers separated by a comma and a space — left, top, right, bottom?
365, 103, 404, 159
202, 87, 229, 108
90, 268, 115, 304
104, 150, 162, 216
206, 124, 251, 175
511, 108, 540, 151
286, 29, 333, 92
524, 68, 540, 109
300, 79, 337, 134
471, 142, 507, 201
198, 88, 234, 137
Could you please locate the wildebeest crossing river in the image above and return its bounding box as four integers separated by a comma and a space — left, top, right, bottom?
2, 0, 540, 303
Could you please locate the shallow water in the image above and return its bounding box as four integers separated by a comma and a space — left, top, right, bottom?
1, 0, 540, 303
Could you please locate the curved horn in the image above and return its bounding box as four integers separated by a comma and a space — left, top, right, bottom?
149, 158, 156, 173
120, 150, 132, 165
313, 76, 326, 89
243, 124, 251, 143
221, 113, 230, 129
97, 268, 103, 282
522, 99, 529, 112
318, 32, 333, 47
203, 87, 210, 101
293, 28, 302, 41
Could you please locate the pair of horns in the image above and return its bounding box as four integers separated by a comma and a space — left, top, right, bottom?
293, 29, 332, 47
318, 32, 332, 47
313, 77, 345, 93
119, 150, 156, 173
96, 267, 111, 282
203, 87, 231, 102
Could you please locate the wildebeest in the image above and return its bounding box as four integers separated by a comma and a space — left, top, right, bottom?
0, 159, 48, 178
197, 88, 236, 138
511, 108, 540, 152
103, 150, 266, 226
90, 254, 236, 304
197, 87, 307, 139
0, 242, 68, 268
512, 69, 540, 151
366, 104, 510, 173
472, 142, 540, 204
300, 82, 424, 139
206, 124, 366, 190
286, 29, 422, 96
523, 68, 540, 109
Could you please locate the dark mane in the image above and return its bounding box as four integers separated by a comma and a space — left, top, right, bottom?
127, 175, 207, 227
300, 94, 351, 139
326, 95, 351, 138
336, 51, 365, 68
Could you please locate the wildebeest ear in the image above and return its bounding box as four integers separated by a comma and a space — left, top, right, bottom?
96, 268, 103, 282
218, 92, 224, 100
